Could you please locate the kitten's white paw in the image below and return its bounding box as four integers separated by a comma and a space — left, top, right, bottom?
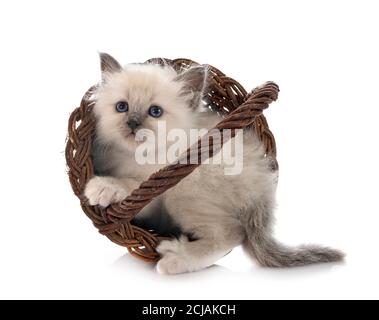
84, 176, 128, 207
156, 252, 191, 275
156, 236, 188, 254
156, 237, 192, 275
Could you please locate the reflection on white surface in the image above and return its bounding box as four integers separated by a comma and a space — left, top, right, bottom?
107, 247, 350, 299
112, 246, 346, 280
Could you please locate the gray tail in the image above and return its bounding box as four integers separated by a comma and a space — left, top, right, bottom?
243, 229, 345, 268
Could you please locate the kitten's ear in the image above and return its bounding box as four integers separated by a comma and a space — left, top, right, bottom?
175, 65, 210, 109
99, 52, 122, 79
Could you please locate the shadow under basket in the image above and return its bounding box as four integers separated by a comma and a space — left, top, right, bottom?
65, 58, 279, 262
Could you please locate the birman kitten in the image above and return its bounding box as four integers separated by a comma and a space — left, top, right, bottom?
84, 53, 344, 274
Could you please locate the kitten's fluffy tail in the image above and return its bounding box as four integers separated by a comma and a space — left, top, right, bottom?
242, 226, 345, 268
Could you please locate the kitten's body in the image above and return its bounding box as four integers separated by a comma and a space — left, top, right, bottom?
84, 53, 344, 274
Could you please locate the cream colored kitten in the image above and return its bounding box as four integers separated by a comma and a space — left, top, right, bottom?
84, 53, 344, 274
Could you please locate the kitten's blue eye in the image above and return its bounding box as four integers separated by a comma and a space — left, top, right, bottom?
148, 105, 163, 118
116, 101, 128, 113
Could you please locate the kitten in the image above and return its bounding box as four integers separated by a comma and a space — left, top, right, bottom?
84, 53, 344, 274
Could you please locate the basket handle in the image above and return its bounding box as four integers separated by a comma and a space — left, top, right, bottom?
104, 81, 279, 223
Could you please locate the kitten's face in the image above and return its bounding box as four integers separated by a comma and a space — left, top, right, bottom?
94, 59, 205, 153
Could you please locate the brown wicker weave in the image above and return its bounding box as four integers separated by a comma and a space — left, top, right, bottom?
65, 58, 279, 262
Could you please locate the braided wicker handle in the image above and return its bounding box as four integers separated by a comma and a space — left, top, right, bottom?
106, 82, 279, 223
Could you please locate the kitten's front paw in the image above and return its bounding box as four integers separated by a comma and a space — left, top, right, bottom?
156, 237, 192, 275
84, 176, 128, 207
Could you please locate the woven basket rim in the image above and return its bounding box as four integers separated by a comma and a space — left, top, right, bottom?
65, 57, 279, 262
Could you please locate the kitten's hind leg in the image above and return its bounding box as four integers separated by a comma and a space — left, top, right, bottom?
156, 227, 243, 275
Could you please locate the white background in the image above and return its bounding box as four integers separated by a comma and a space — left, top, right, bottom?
0, 0, 378, 300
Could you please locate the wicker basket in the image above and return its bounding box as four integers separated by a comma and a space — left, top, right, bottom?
65, 58, 279, 262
